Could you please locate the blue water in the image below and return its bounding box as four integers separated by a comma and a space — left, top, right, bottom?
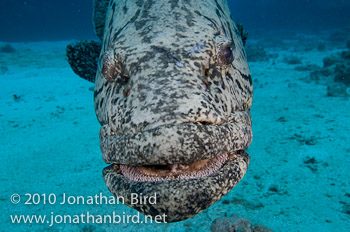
1, 0, 350, 41
229, 0, 350, 34
1, 1, 350, 231
0, 0, 95, 41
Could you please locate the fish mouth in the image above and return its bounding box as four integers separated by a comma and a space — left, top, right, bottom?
103, 150, 250, 222
119, 152, 230, 182
101, 111, 252, 222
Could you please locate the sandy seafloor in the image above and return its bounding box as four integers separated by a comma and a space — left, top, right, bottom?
1, 33, 349, 232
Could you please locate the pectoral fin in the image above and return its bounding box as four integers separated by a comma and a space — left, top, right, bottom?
66, 40, 102, 83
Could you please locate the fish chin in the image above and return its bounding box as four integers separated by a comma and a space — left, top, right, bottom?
102, 150, 250, 222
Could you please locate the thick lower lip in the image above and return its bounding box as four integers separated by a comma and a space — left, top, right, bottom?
99, 120, 252, 166
102, 150, 250, 222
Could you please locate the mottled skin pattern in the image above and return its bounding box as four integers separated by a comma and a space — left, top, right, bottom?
92, 0, 252, 222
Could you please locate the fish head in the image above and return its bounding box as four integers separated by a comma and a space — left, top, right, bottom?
94, 0, 253, 222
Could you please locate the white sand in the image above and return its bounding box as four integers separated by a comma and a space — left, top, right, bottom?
0, 37, 349, 231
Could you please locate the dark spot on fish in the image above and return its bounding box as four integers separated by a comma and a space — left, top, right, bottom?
171, 0, 179, 9
194, 10, 201, 16
175, 25, 186, 32
221, 78, 226, 90
111, 2, 116, 12
216, 9, 221, 18
210, 68, 221, 80
235, 79, 243, 92
112, 97, 119, 105
123, 4, 128, 14
181, 6, 195, 27
226, 72, 233, 81
183, 0, 191, 5
130, 9, 141, 23
105, 86, 112, 96
94, 87, 103, 98
141, 35, 152, 44
204, 68, 210, 77
99, 97, 104, 108
136, 0, 144, 7
175, 33, 187, 39
135, 20, 148, 30
141, 0, 155, 19
241, 73, 252, 86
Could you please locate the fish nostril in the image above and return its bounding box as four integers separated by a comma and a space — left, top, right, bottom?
196, 121, 213, 126
201, 68, 211, 89
204, 68, 210, 77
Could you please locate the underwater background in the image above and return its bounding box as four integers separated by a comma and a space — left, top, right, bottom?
1, 0, 350, 41
1, 0, 349, 231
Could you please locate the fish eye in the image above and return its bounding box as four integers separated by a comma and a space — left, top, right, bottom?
100, 50, 127, 83
214, 35, 235, 67
223, 45, 234, 64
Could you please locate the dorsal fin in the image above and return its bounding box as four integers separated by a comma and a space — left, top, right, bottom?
93, 0, 110, 41
236, 23, 248, 47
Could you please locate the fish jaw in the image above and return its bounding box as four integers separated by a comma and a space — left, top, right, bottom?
103, 150, 250, 222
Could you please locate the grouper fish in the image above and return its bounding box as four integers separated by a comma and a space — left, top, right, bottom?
66, 0, 253, 222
